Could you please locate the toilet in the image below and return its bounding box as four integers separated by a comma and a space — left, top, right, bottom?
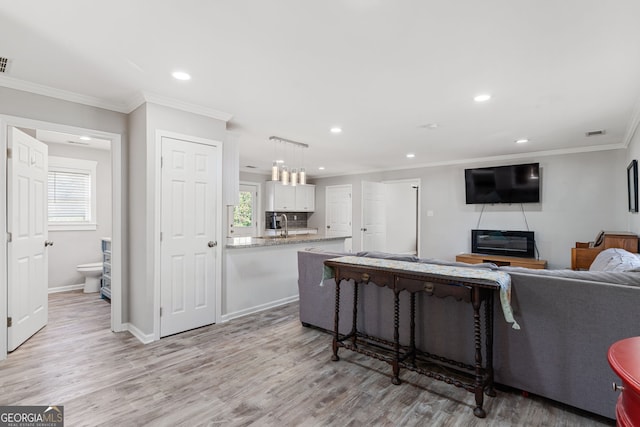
77, 262, 103, 293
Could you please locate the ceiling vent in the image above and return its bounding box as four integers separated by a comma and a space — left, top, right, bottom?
0, 57, 8, 73
585, 129, 606, 137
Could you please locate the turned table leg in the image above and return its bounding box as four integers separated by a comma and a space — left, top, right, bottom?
331, 277, 341, 362
391, 290, 401, 385
472, 287, 486, 418
485, 291, 496, 397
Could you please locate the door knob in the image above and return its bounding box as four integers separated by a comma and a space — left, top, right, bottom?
208, 241, 217, 248
327, 225, 331, 229
44, 240, 54, 247
361, 228, 367, 232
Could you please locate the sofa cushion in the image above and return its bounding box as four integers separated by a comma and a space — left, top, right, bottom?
417, 256, 499, 270
499, 265, 640, 287
355, 251, 420, 262
589, 248, 640, 272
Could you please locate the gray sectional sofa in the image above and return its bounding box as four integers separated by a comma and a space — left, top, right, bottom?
297, 247, 640, 420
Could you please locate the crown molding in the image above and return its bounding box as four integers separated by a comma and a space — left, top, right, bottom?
0, 75, 234, 122
131, 92, 233, 122
316, 143, 627, 179
0, 75, 130, 113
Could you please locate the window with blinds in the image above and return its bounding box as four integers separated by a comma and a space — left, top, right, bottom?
48, 156, 97, 230
49, 170, 91, 222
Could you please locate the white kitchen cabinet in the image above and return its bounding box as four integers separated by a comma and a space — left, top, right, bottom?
266, 181, 296, 211
295, 184, 315, 212
265, 181, 315, 212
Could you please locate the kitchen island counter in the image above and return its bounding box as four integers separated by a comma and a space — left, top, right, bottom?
222, 235, 348, 321
226, 234, 349, 249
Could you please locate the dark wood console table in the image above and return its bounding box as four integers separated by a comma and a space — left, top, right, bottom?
324, 256, 508, 418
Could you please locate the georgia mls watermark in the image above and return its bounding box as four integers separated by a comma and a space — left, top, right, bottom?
0, 406, 63, 427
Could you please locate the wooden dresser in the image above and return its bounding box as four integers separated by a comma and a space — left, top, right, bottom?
456, 253, 547, 269
571, 232, 639, 270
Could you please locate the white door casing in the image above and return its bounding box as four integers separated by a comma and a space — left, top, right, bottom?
160, 136, 218, 337
7, 127, 49, 351
361, 181, 387, 252
326, 185, 352, 237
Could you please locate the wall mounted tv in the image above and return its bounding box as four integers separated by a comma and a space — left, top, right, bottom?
465, 163, 540, 204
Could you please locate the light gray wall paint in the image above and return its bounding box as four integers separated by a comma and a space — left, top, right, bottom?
127, 102, 227, 336
46, 143, 112, 289
0, 86, 129, 323
626, 123, 640, 234
127, 103, 147, 331
308, 150, 627, 268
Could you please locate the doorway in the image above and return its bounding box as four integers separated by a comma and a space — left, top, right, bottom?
361, 179, 420, 255
156, 132, 222, 338
227, 182, 261, 238
1, 116, 123, 360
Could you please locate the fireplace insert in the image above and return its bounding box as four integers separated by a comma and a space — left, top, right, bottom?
471, 229, 535, 258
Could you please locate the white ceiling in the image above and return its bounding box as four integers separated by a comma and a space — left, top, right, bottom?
2, 1, 640, 177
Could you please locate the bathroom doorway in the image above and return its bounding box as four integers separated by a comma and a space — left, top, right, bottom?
1, 116, 123, 358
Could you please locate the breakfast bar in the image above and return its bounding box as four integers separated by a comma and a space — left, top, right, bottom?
324, 256, 510, 418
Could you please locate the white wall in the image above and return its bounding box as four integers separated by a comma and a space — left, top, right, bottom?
46, 143, 112, 289
309, 150, 627, 269
626, 116, 640, 234
127, 102, 227, 336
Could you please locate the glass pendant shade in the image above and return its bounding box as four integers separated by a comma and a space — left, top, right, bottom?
271, 162, 279, 181
291, 169, 298, 186
299, 168, 306, 185
281, 166, 289, 185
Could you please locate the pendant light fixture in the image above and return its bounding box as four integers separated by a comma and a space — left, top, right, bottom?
299, 145, 306, 185
269, 136, 309, 185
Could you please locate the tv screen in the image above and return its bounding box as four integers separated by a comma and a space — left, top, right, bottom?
465, 163, 540, 204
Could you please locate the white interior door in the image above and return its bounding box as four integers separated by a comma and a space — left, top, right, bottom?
326, 185, 352, 237
7, 127, 49, 351
361, 181, 386, 251
160, 137, 218, 337
384, 180, 419, 255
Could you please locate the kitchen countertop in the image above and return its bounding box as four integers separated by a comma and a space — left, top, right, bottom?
226, 234, 350, 249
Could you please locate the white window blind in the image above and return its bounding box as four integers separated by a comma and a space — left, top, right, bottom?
48, 170, 91, 222
48, 156, 97, 231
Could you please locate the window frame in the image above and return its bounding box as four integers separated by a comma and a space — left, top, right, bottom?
48, 156, 98, 231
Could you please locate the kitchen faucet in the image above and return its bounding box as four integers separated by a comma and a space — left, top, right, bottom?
280, 213, 288, 238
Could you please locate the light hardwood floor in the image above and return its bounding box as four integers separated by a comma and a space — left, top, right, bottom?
1, 291, 616, 426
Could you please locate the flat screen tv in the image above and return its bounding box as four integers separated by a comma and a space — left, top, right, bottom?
465, 163, 540, 204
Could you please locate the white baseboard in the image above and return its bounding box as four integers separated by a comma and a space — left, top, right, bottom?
48, 284, 85, 294
221, 295, 299, 323
125, 322, 155, 344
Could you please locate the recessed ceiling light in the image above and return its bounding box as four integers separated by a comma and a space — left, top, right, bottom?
330, 127, 342, 134
406, 153, 416, 158
515, 138, 529, 144
474, 94, 491, 102
318, 166, 325, 170
172, 71, 191, 81
79, 135, 91, 141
